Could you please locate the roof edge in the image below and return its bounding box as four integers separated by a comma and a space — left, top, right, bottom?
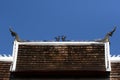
110, 55, 120, 62
0, 54, 13, 62
17, 41, 105, 45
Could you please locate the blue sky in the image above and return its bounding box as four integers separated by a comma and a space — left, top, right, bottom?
0, 0, 120, 55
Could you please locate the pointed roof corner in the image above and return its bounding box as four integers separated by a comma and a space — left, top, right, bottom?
95, 26, 117, 42
9, 27, 21, 42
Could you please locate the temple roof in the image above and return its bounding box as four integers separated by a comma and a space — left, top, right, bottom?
10, 41, 111, 72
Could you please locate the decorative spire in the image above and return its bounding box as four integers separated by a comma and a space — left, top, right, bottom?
61, 35, 66, 41
55, 35, 67, 41
9, 27, 21, 42
96, 26, 116, 42
55, 36, 60, 41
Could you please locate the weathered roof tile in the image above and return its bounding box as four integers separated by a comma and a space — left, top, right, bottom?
0, 61, 11, 80
15, 43, 106, 71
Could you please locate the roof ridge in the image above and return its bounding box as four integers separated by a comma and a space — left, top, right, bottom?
110, 55, 120, 62
111, 55, 120, 58
0, 54, 13, 62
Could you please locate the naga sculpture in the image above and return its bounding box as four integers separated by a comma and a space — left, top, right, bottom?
61, 35, 66, 41
55, 36, 60, 41
96, 27, 116, 42
9, 27, 21, 42
55, 35, 67, 41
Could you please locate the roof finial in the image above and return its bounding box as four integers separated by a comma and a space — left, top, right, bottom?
9, 27, 21, 42
96, 26, 116, 42
55, 36, 60, 41
61, 35, 66, 41
103, 26, 116, 42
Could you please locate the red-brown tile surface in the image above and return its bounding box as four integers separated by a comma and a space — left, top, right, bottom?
0, 61, 11, 80
16, 44, 105, 71
110, 62, 120, 80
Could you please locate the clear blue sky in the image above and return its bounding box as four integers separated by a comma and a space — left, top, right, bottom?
0, 0, 120, 55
